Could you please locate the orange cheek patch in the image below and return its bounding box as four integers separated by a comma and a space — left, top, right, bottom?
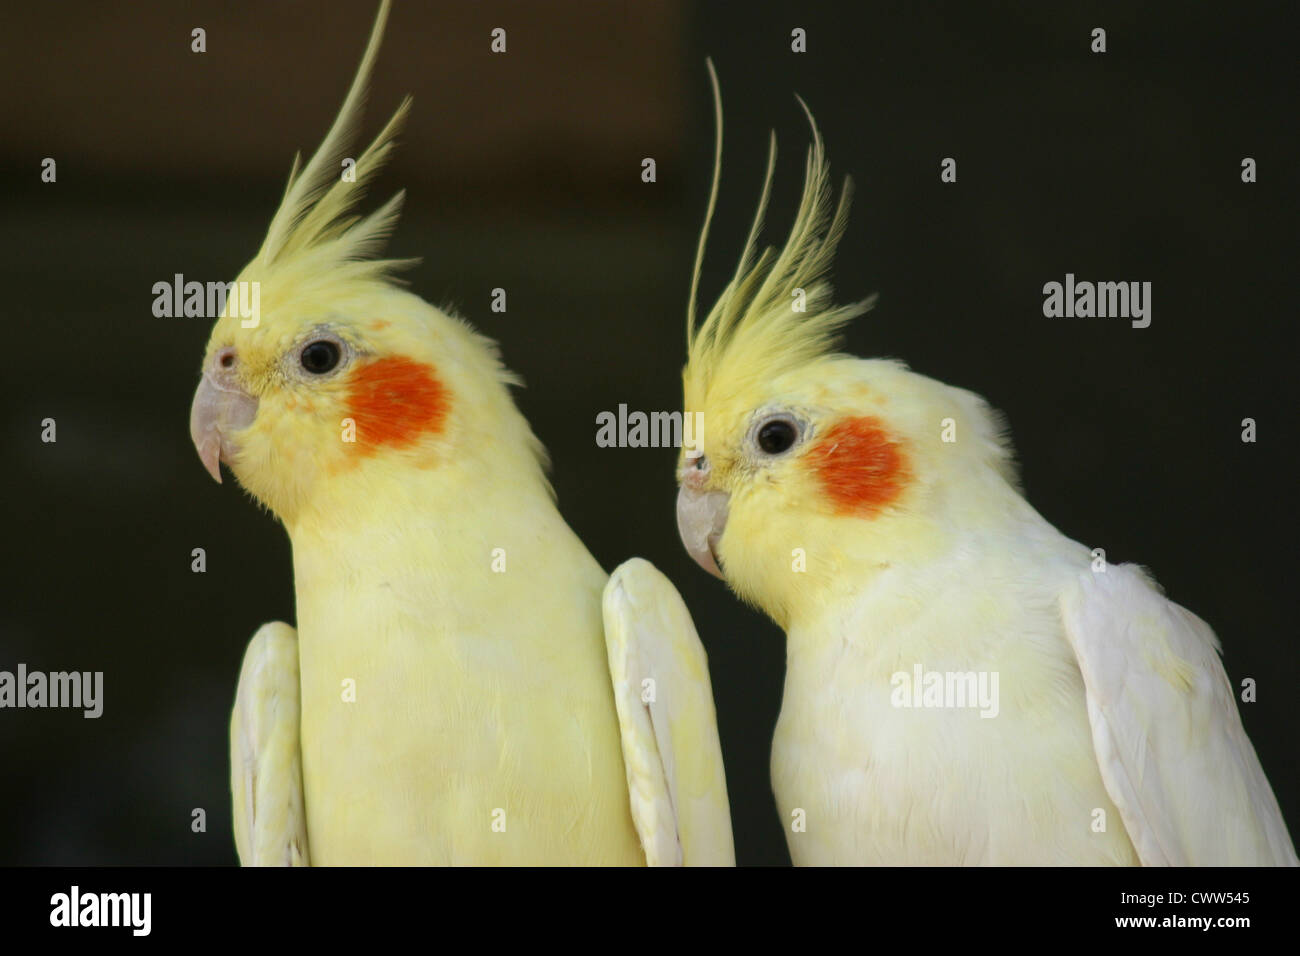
344, 357, 450, 455
807, 416, 910, 516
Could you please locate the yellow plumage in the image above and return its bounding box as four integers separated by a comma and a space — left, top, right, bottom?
683, 62, 875, 435
675, 71, 1295, 865
194, 1, 732, 866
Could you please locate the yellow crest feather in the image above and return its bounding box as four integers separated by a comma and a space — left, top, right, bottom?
683, 62, 876, 414
253, 0, 412, 284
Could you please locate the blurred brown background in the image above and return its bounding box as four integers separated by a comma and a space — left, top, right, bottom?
1, 0, 1295, 865
2, 2, 685, 199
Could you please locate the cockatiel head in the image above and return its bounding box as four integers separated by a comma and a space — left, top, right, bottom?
677, 69, 1019, 629
189, 1, 544, 529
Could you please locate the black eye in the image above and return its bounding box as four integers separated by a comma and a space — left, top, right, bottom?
757, 418, 798, 455
300, 340, 341, 374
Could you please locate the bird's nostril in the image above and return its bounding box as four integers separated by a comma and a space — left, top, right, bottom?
217, 348, 236, 370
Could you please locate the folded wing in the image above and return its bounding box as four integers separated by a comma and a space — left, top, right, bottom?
231, 622, 310, 866
602, 559, 735, 865
1061, 564, 1296, 865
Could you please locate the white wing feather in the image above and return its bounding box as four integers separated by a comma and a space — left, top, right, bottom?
602, 558, 735, 866
230, 621, 310, 866
1061, 564, 1297, 865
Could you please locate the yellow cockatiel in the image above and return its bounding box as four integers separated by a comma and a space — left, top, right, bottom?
674, 67, 1296, 866
188, 1, 732, 866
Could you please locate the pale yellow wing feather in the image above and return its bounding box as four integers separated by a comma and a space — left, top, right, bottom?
1061, 565, 1297, 866
231, 622, 309, 866
602, 559, 735, 866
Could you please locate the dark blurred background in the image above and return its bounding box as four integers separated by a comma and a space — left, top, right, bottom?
1, 1, 1294, 865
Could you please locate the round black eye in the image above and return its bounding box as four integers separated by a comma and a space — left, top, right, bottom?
300, 340, 341, 374
757, 419, 798, 455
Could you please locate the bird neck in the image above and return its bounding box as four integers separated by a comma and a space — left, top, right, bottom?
771, 468, 1043, 632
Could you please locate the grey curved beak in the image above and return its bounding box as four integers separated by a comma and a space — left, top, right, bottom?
189, 372, 258, 484
676, 484, 730, 580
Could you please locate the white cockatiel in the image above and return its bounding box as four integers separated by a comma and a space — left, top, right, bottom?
674, 68, 1296, 865
191, 2, 732, 865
